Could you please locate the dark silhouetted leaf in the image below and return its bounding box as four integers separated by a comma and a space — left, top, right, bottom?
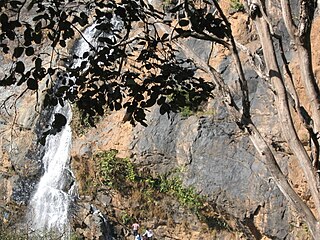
79, 12, 88, 26
161, 33, 169, 41
1, 44, 9, 54
48, 68, 55, 75
35, 58, 42, 71
145, 63, 152, 70
115, 6, 126, 18
13, 47, 24, 58
160, 102, 170, 115
96, 23, 111, 31
157, 96, 166, 105
9, 1, 23, 8
17, 75, 26, 85
82, 51, 89, 58
0, 13, 8, 25
33, 14, 45, 21
33, 32, 42, 44
115, 102, 121, 110
98, 37, 113, 44
52, 113, 67, 131
9, 20, 21, 28
24, 28, 32, 46
15, 61, 25, 73
0, 74, 16, 86
6, 30, 15, 40
35, 21, 42, 32
27, 78, 38, 90
25, 46, 34, 56
59, 39, 66, 47
179, 19, 189, 27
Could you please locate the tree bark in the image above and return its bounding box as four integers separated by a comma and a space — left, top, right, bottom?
246, 122, 320, 239
280, 0, 320, 164
248, 1, 320, 236
158, 1, 320, 237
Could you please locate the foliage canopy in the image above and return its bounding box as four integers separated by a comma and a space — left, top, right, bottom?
0, 0, 215, 128
2, 0, 320, 238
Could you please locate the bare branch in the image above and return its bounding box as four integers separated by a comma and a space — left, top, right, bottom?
248, 0, 320, 224
280, 0, 298, 38
274, 34, 319, 167
211, 0, 251, 119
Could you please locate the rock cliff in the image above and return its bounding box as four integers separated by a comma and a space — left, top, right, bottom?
1, 1, 320, 239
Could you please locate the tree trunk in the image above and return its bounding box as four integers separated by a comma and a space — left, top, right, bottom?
248, 1, 320, 238
280, 0, 320, 164
159, 1, 320, 237
246, 122, 320, 239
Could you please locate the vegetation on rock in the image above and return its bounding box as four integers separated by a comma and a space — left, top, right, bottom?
83, 149, 230, 237
1, 0, 320, 238
99, 150, 206, 211
230, 0, 244, 12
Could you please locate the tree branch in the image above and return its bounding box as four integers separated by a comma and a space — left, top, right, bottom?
248, 0, 320, 230
280, 0, 297, 38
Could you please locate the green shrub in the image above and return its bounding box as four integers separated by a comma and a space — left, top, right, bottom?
230, 0, 244, 12
97, 149, 136, 190
180, 105, 194, 118
95, 150, 230, 231
71, 104, 104, 136
96, 150, 203, 211
119, 211, 133, 225
159, 176, 204, 212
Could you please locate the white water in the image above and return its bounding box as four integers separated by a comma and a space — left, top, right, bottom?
27, 17, 122, 238
27, 23, 100, 238
28, 104, 73, 237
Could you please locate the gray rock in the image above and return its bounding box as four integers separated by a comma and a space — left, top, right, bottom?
76, 203, 112, 240
132, 106, 288, 238
11, 176, 38, 205
96, 192, 112, 207
130, 52, 289, 239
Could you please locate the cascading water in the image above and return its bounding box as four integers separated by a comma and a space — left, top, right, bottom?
28, 104, 74, 238
27, 22, 103, 238
28, 15, 122, 238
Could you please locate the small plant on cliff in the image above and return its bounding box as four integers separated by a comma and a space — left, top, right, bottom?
71, 105, 105, 136
158, 175, 204, 213
95, 150, 229, 232
97, 150, 205, 212
179, 105, 194, 118
167, 88, 206, 118
119, 210, 133, 225
97, 149, 136, 190
230, 0, 244, 12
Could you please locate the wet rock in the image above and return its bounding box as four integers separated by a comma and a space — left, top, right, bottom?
75, 203, 112, 240
96, 192, 112, 207
11, 176, 38, 205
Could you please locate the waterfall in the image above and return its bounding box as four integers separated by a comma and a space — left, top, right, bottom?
27, 15, 122, 238
28, 103, 74, 238
27, 22, 101, 238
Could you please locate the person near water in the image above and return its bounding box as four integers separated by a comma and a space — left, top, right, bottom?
143, 228, 153, 239
132, 222, 140, 236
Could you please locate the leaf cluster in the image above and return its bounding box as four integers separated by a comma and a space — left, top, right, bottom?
1, 0, 217, 134
97, 149, 136, 189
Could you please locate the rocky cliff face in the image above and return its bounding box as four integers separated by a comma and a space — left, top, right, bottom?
1, 1, 319, 240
